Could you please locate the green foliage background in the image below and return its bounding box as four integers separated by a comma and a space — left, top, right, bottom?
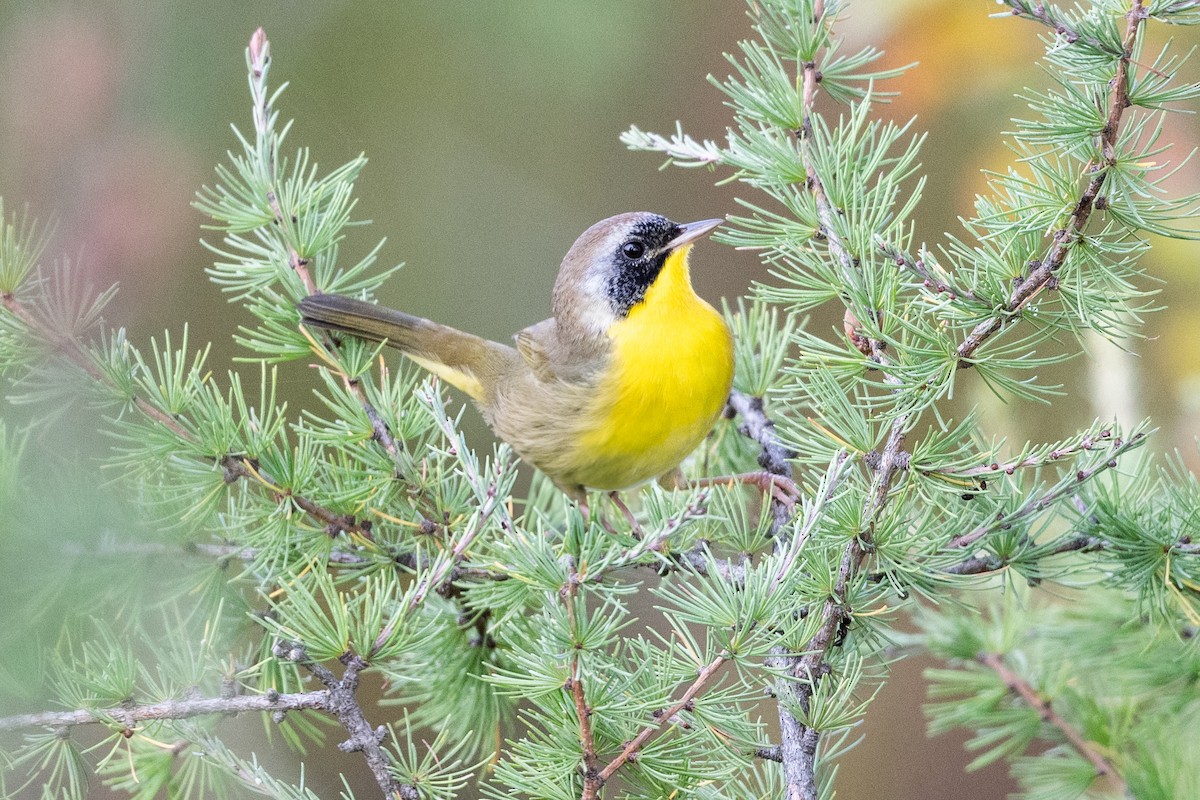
1, 2, 1200, 799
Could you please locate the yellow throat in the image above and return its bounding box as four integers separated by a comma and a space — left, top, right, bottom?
577, 245, 734, 489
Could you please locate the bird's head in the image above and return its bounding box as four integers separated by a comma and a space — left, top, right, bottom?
552, 212, 722, 340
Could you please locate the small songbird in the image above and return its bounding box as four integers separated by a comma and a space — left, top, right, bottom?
298, 212, 736, 507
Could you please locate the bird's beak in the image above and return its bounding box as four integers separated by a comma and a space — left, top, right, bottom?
667, 218, 723, 250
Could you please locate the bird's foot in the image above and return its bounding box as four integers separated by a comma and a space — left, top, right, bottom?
692, 471, 799, 509
577, 493, 642, 538
608, 491, 644, 539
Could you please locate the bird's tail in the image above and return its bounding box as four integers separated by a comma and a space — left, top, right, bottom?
298, 293, 514, 401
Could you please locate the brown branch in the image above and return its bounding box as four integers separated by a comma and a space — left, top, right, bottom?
941, 534, 1105, 575
216, 453, 377, 541
572, 673, 599, 787
877, 240, 989, 306
928, 429, 1121, 481
190, 541, 507, 583
755, 744, 783, 762
594, 654, 731, 785
563, 558, 604, 800
352, 376, 402, 457
1001, 1, 1108, 52
250, 29, 399, 460
978, 651, 1127, 792
956, 1, 1146, 367
949, 430, 1145, 550
276, 643, 415, 800
0, 689, 328, 733
768, 2, 919, 793
583, 455, 849, 798
1, 292, 190, 441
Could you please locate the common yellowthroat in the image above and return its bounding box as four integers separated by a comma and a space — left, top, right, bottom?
298, 212, 735, 505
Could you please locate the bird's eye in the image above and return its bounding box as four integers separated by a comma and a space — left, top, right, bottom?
621, 241, 645, 260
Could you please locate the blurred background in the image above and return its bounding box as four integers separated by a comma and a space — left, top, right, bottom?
1, 1, 1197, 798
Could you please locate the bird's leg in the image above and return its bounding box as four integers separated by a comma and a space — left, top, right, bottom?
579, 498, 617, 537
562, 482, 597, 525
608, 491, 644, 539
565, 484, 629, 537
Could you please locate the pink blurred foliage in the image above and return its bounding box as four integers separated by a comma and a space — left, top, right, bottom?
0, 7, 201, 320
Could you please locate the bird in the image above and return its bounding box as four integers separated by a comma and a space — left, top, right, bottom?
298, 212, 788, 516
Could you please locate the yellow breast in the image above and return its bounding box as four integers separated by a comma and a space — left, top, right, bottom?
574, 246, 734, 490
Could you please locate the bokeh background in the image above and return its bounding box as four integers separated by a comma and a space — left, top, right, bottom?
1, 1, 1198, 798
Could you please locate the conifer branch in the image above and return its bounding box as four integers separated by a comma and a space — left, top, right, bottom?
949, 430, 1145, 550
562, 569, 603, 800
571, 671, 600, 798
772, 1, 915, 792
1, 287, 393, 548
566, 676, 595, 796
726, 390, 796, 480
406, 458, 505, 609
926, 428, 1123, 480
247, 28, 316, 299
0, 689, 328, 733
656, 546, 747, 583
755, 744, 783, 762
978, 651, 1127, 793
601, 493, 719, 582
275, 642, 417, 800
941, 534, 1104, 575
877, 240, 989, 306
999, 1, 1107, 51
6, 4, 1200, 798
0, 292, 190, 441
192, 541, 506, 580
0, 642, 425, 799
354, 376, 403, 457
194, 541, 374, 566
594, 654, 731, 787
769, 451, 853, 594
725, 390, 798, 537
956, 0, 1147, 367
250, 29, 398, 460
775, 422, 905, 800
421, 386, 515, 548
218, 453, 377, 540
766, 449, 858, 797
587, 454, 850, 797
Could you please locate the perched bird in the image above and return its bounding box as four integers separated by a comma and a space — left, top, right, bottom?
299, 212, 774, 511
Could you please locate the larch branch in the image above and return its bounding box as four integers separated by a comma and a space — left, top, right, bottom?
979, 651, 1127, 793
956, 0, 1147, 367
0, 690, 328, 733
